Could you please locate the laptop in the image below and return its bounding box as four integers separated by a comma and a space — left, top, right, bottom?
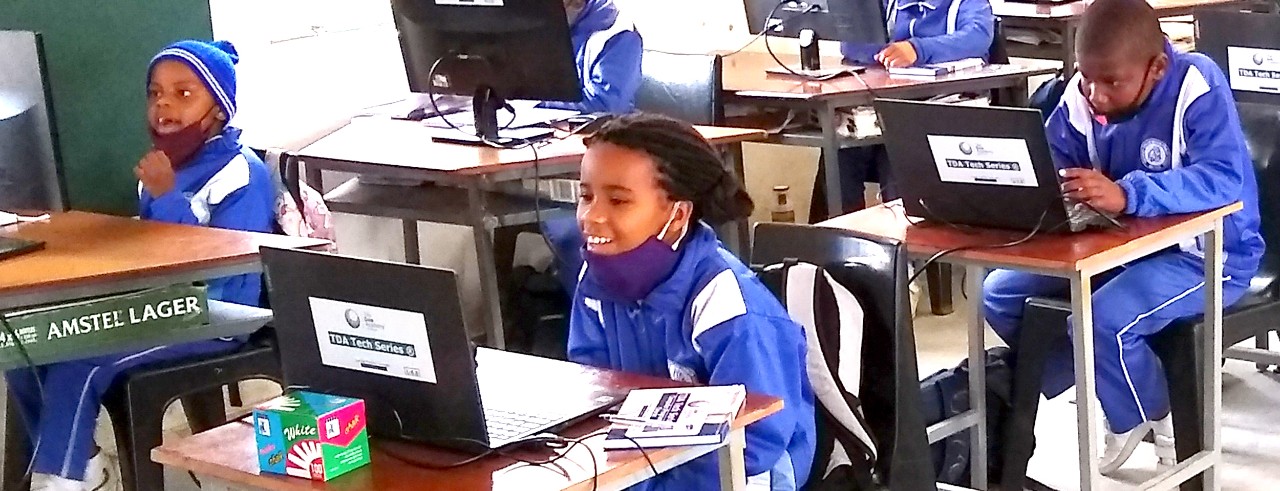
875, 99, 1114, 232
0, 236, 44, 260
1196, 9, 1280, 106
260, 247, 621, 451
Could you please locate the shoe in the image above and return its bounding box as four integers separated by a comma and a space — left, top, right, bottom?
1099, 419, 1154, 474
81, 448, 120, 491
1153, 416, 1177, 471
29, 473, 82, 491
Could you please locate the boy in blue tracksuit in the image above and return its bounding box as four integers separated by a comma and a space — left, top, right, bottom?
7, 40, 275, 491
821, 0, 995, 217
983, 0, 1263, 474
568, 114, 816, 490
539, 0, 643, 113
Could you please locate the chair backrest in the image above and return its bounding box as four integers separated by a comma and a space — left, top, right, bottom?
988, 17, 1009, 65
751, 223, 933, 491
1238, 102, 1280, 295
633, 51, 724, 125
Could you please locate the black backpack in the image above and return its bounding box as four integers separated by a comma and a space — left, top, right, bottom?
918, 347, 1016, 485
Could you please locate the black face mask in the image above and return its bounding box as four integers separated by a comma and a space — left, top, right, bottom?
1086, 57, 1156, 126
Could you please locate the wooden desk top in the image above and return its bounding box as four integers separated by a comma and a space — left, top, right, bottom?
721, 51, 1058, 101
819, 201, 1242, 274
153, 349, 784, 491
297, 117, 766, 177
992, 0, 1243, 21
0, 211, 328, 303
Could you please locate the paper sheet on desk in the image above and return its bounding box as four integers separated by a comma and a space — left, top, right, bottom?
298, 117, 486, 171
0, 211, 50, 227
422, 100, 579, 130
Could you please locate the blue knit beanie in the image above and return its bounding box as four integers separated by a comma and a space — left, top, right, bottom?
147, 40, 240, 120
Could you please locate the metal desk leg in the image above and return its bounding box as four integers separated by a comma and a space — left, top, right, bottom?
818, 105, 845, 218
1201, 220, 1225, 491
1062, 22, 1079, 79
1070, 271, 1101, 491
467, 183, 506, 349
717, 428, 748, 490
724, 143, 751, 257
402, 220, 421, 265
966, 265, 988, 489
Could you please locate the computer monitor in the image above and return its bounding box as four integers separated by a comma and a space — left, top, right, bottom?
0, 31, 66, 211
744, 0, 888, 46
390, 0, 581, 144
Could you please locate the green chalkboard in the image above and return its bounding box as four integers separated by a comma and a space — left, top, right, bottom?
0, 1, 212, 214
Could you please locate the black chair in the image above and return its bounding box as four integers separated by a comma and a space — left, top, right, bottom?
1003, 101, 1280, 490
633, 50, 724, 125
752, 223, 934, 491
1, 328, 282, 491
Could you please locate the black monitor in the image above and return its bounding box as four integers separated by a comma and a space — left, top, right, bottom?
0, 31, 66, 211
744, 0, 888, 45
390, 0, 581, 144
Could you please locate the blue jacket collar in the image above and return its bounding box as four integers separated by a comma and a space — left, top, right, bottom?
572, 0, 619, 37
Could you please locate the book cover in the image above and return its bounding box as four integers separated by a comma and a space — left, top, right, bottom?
602, 385, 747, 450
889, 57, 986, 77
0, 283, 210, 366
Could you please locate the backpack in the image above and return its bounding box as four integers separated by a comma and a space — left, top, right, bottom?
918, 346, 1016, 485
756, 259, 881, 490
263, 149, 337, 251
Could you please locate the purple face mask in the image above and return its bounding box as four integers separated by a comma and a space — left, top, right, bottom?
583, 205, 688, 302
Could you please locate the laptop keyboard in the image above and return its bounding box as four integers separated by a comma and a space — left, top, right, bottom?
484, 407, 561, 445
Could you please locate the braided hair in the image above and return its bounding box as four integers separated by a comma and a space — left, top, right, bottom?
584, 113, 754, 226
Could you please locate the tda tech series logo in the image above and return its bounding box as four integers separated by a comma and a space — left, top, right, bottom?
341, 308, 384, 332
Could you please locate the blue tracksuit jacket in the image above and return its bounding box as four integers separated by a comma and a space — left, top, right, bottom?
841, 0, 994, 65
540, 0, 643, 113
568, 224, 817, 490
984, 42, 1264, 433
139, 126, 276, 307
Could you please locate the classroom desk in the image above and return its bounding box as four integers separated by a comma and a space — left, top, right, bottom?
0, 211, 329, 489
994, 0, 1248, 79
295, 118, 766, 349
153, 348, 784, 491
720, 50, 1059, 217
820, 201, 1238, 490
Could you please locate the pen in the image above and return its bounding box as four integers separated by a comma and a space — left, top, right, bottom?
600, 414, 676, 429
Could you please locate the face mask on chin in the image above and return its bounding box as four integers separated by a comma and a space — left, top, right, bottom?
149, 107, 218, 169
582, 203, 690, 302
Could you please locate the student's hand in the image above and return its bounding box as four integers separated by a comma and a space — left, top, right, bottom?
136, 150, 177, 197
876, 42, 919, 68
1060, 168, 1127, 215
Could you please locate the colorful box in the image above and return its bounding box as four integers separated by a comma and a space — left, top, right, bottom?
253, 390, 370, 481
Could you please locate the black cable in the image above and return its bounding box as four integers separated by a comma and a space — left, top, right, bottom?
762, 3, 842, 82
1, 314, 43, 487
905, 207, 1055, 284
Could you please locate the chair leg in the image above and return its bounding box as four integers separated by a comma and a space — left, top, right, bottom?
120, 391, 168, 491
3, 394, 33, 491
926, 263, 954, 316
1256, 332, 1272, 372
228, 382, 244, 408
180, 388, 227, 434
1000, 309, 1068, 490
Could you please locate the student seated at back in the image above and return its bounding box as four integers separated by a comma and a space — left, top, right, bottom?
6, 40, 275, 491
539, 0, 643, 113
568, 113, 816, 490
984, 0, 1263, 474
817, 0, 995, 218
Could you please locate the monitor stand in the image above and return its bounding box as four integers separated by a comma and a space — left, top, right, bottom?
430, 86, 554, 147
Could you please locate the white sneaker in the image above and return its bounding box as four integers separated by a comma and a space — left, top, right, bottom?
1153, 416, 1177, 470
81, 449, 120, 491
1099, 415, 1174, 475
29, 473, 82, 491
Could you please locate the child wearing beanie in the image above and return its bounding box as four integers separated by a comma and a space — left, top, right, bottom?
7, 40, 274, 491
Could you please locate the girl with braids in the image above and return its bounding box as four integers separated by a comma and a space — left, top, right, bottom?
567, 113, 816, 490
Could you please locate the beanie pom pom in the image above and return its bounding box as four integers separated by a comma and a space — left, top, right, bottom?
211, 40, 239, 64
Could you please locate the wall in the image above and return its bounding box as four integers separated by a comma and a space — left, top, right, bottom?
0, 0, 215, 214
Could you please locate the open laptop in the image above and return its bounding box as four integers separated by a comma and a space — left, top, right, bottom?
260, 247, 621, 451
875, 99, 1115, 232
0, 236, 43, 260
1196, 9, 1280, 106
